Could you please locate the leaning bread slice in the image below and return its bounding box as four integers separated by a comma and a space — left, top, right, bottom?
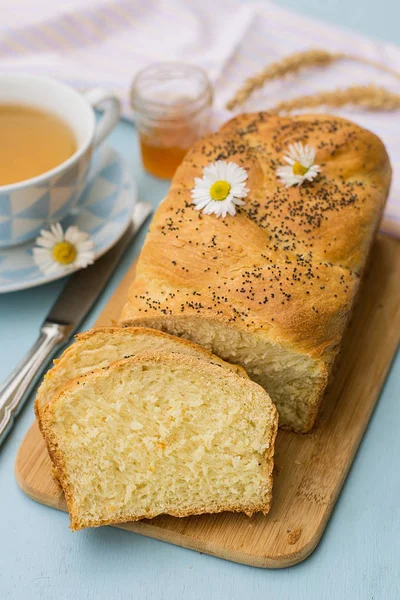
35, 326, 247, 419
40, 352, 278, 531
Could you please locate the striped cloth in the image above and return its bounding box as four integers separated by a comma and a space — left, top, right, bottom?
1, 0, 400, 235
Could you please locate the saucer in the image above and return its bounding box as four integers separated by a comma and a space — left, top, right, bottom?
0, 147, 136, 294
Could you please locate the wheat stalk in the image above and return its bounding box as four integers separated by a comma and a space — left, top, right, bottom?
226, 49, 400, 111
269, 84, 400, 113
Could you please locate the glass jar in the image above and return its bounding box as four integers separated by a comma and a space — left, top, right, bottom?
131, 62, 213, 179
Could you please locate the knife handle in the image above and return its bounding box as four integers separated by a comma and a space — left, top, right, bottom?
0, 322, 70, 446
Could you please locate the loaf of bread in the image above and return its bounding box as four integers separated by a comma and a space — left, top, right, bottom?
35, 326, 247, 420
120, 113, 391, 432
40, 352, 278, 530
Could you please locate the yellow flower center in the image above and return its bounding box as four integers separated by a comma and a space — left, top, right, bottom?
292, 161, 308, 176
52, 241, 77, 265
210, 180, 231, 201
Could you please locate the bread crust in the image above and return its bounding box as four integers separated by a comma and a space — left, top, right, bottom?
34, 326, 248, 421
39, 352, 278, 530
119, 112, 391, 431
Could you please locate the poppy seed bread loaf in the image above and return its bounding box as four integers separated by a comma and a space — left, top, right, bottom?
40, 352, 278, 530
120, 112, 391, 432
35, 326, 247, 420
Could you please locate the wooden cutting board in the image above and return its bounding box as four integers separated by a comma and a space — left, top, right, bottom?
15, 234, 400, 568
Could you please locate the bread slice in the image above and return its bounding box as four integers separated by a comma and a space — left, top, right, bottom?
35, 326, 247, 420
120, 112, 391, 432
40, 352, 278, 530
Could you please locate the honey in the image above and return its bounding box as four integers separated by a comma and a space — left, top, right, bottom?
139, 137, 188, 179
131, 63, 213, 179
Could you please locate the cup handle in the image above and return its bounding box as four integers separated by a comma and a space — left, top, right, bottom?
84, 88, 121, 148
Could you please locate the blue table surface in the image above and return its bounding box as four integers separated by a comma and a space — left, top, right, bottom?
1, 2, 400, 599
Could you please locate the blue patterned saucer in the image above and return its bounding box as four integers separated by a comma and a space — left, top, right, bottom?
0, 147, 136, 293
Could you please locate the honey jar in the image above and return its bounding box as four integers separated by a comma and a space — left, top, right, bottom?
131, 63, 213, 179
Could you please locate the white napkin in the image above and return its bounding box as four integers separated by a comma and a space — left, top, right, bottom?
1, 0, 400, 234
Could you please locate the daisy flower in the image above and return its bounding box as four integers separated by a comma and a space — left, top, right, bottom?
191, 160, 249, 218
33, 223, 95, 275
276, 142, 321, 188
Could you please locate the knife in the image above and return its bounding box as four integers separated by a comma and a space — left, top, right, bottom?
0, 201, 152, 446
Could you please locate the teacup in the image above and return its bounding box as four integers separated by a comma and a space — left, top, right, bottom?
0, 74, 121, 248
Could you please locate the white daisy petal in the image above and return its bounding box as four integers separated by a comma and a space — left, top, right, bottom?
64, 227, 80, 244
203, 203, 215, 215
36, 237, 56, 249
42, 261, 65, 275
194, 198, 212, 211
285, 180, 298, 188
39, 229, 55, 240
76, 254, 94, 268
277, 166, 293, 177
304, 145, 316, 166
191, 160, 249, 219
193, 178, 211, 190
305, 170, 318, 182
50, 223, 64, 241
191, 189, 210, 200
192, 186, 209, 197
226, 161, 239, 180
203, 163, 219, 180
277, 142, 320, 187
230, 184, 249, 198
32, 247, 51, 257
33, 221, 95, 275
213, 202, 224, 217
289, 143, 302, 162
235, 165, 248, 181
211, 205, 221, 217
227, 203, 236, 216
283, 156, 294, 166
220, 160, 230, 181
77, 242, 95, 254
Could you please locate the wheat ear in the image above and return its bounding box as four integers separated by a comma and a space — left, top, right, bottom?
226, 49, 400, 111
269, 84, 400, 113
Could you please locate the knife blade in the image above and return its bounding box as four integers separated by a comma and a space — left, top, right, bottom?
0, 201, 152, 446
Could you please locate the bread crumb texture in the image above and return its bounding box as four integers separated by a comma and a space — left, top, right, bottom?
287, 528, 302, 545
41, 353, 278, 531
